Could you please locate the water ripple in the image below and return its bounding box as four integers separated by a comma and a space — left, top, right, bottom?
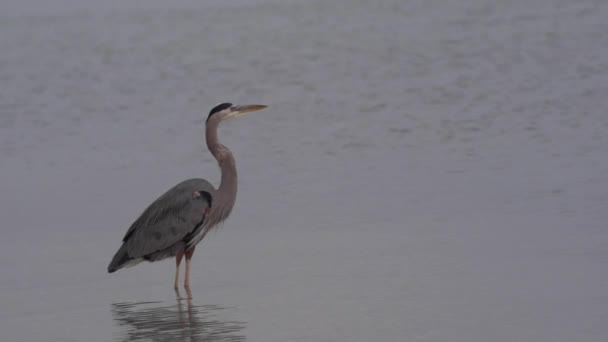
111, 291, 245, 342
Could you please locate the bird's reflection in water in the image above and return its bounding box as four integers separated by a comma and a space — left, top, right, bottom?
111, 288, 246, 342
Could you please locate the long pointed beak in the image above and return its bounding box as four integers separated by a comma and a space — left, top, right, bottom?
227, 104, 267, 118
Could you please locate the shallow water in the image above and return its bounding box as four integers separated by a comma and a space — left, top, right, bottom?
1, 0, 607, 341
111, 292, 246, 342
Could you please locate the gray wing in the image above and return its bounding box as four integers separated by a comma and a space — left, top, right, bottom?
122, 178, 215, 259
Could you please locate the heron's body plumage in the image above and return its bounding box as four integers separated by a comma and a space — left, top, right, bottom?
107, 179, 213, 273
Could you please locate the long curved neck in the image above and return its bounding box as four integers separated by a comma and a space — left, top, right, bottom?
206, 118, 238, 200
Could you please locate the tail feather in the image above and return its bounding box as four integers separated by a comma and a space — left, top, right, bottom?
107, 244, 141, 273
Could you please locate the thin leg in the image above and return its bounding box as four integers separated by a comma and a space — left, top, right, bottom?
174, 249, 185, 290
184, 247, 196, 289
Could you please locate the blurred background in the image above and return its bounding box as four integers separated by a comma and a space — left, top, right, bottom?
1, 0, 607, 341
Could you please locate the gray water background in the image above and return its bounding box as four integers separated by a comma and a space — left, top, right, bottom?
1, 0, 607, 341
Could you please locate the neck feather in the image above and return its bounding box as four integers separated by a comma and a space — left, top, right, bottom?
206, 118, 238, 203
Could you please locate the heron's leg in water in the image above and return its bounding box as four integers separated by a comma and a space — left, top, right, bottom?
174, 248, 185, 290
184, 247, 196, 289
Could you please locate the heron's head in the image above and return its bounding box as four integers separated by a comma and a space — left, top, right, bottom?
192, 190, 213, 208
206, 102, 267, 124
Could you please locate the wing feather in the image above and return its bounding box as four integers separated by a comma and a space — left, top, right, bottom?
121, 178, 214, 259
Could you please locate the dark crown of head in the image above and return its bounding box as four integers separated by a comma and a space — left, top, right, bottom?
207, 102, 233, 121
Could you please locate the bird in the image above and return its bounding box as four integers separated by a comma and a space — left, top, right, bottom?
107, 102, 268, 289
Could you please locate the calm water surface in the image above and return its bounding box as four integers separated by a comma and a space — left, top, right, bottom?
1, 0, 607, 341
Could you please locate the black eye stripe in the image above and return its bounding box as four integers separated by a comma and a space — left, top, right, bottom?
207, 103, 233, 121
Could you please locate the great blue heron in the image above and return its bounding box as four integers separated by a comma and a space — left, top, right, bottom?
107, 103, 267, 289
